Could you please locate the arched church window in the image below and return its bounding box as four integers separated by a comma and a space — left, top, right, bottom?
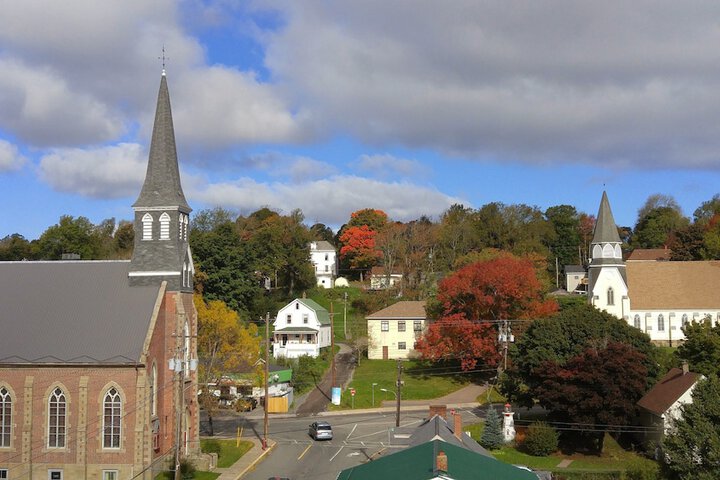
48, 387, 66, 448
682, 314, 689, 327
0, 387, 11, 447
150, 363, 157, 417
142, 213, 153, 240
634, 314, 641, 329
592, 245, 602, 259
607, 287, 615, 306
103, 387, 122, 448
159, 212, 170, 240
183, 214, 189, 240
658, 314, 665, 331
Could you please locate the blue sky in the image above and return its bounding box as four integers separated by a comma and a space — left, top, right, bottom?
2, 1, 720, 240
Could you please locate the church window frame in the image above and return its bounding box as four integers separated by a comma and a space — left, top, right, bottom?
658, 314, 665, 332
0, 387, 11, 448
142, 213, 153, 240
607, 287, 615, 306
102, 387, 122, 449
150, 363, 157, 417
634, 314, 641, 329
159, 212, 171, 240
682, 314, 689, 327
48, 387, 66, 448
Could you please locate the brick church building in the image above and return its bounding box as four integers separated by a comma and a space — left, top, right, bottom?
0, 71, 200, 479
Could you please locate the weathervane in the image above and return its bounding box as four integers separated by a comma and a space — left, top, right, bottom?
159, 45, 169, 74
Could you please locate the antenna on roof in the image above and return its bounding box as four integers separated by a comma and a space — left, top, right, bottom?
159, 45, 169, 76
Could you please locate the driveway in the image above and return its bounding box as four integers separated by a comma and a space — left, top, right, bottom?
296, 343, 356, 416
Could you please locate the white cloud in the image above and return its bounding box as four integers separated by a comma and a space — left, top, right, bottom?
38, 143, 146, 198
356, 153, 427, 179
190, 174, 466, 225
0, 140, 27, 172
257, 0, 720, 169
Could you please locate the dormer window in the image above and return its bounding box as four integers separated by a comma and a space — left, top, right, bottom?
142, 213, 153, 240
159, 212, 170, 240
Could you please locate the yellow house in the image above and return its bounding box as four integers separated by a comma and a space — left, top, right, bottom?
367, 301, 427, 360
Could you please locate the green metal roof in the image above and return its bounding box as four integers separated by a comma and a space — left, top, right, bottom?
298, 298, 331, 325
336, 440, 537, 480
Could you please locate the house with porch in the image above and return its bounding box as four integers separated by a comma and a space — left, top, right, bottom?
272, 298, 332, 358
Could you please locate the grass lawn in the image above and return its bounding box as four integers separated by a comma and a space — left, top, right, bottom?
463, 423, 658, 476
201, 438, 254, 468
476, 386, 506, 405
330, 359, 470, 410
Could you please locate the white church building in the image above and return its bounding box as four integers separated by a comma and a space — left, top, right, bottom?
588, 192, 720, 345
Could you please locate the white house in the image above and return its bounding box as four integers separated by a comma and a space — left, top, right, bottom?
637, 364, 702, 446
588, 192, 720, 345
367, 301, 427, 359
370, 266, 403, 290
309, 241, 337, 289
272, 298, 332, 358
564, 265, 587, 293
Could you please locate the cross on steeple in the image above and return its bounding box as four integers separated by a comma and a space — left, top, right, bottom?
159, 45, 169, 75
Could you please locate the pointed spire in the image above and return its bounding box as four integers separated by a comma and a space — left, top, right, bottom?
133, 74, 190, 211
592, 191, 621, 244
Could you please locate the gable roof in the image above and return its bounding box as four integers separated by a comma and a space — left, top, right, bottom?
627, 249, 672, 262
637, 367, 701, 416
311, 240, 335, 251
336, 439, 537, 480
564, 265, 586, 274
366, 301, 427, 320
0, 261, 160, 365
281, 298, 331, 325
627, 261, 720, 309
409, 415, 491, 457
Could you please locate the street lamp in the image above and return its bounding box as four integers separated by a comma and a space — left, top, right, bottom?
372, 383, 378, 407
380, 388, 397, 399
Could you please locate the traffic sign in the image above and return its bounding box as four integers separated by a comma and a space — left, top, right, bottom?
350, 388, 356, 396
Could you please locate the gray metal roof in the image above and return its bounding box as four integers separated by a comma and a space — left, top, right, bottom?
133, 74, 190, 211
408, 415, 492, 457
0, 261, 161, 365
592, 191, 621, 244
312, 240, 335, 251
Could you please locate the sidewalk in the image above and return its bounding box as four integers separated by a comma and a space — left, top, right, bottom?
212, 436, 276, 480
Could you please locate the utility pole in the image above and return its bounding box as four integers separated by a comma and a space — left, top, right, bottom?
503, 319, 509, 372
263, 312, 270, 449
343, 291, 348, 339
330, 302, 336, 387
172, 325, 196, 480
395, 359, 403, 427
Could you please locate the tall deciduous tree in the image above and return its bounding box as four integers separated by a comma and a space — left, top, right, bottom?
437, 256, 558, 321
195, 295, 260, 435
414, 313, 499, 371
676, 317, 720, 377
339, 225, 381, 274
0, 234, 32, 260
534, 342, 648, 453
35, 215, 111, 259
633, 194, 688, 249
662, 375, 720, 480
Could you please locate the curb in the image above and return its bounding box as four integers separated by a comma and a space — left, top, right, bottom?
235, 440, 276, 479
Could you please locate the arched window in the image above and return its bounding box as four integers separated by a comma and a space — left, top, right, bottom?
183, 215, 189, 240
48, 387, 66, 448
184, 321, 191, 365
658, 314, 665, 332
142, 213, 153, 240
682, 314, 689, 327
103, 388, 122, 448
183, 262, 188, 287
178, 213, 184, 239
159, 212, 170, 240
607, 287, 615, 306
634, 314, 641, 329
150, 364, 157, 417
0, 387, 11, 447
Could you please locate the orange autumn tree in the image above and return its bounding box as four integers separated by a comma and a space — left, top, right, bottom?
338, 209, 388, 276
416, 255, 558, 371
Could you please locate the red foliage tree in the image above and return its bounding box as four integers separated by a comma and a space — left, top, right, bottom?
339, 225, 381, 270
534, 342, 648, 452
437, 256, 558, 321
414, 313, 499, 371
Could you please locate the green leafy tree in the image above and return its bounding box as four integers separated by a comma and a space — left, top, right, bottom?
113, 220, 134, 257
35, 215, 111, 259
437, 203, 479, 271
633, 195, 688, 248
310, 223, 335, 243
523, 421, 559, 456
693, 194, 720, 225
670, 223, 706, 261
480, 406, 504, 450
0, 234, 33, 260
545, 205, 581, 284
662, 375, 720, 480
676, 317, 720, 377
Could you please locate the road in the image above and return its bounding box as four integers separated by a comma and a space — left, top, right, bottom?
295, 347, 356, 416
201, 404, 537, 480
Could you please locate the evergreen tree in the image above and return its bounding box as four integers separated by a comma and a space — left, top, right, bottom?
480, 406, 504, 450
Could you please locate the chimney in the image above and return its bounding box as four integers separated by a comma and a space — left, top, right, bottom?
436, 450, 448, 473
454, 412, 462, 439
682, 360, 689, 375
429, 405, 447, 420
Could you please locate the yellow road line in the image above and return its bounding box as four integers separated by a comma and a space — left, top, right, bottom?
298, 444, 312, 460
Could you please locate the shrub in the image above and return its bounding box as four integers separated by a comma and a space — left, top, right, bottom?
523, 421, 558, 456
480, 406, 504, 450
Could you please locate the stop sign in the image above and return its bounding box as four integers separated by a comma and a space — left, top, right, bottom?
350, 388, 356, 396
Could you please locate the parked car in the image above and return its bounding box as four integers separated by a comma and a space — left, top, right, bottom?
308, 421, 333, 440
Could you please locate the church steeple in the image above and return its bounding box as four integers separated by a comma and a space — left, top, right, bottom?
129, 72, 193, 292
592, 191, 622, 245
